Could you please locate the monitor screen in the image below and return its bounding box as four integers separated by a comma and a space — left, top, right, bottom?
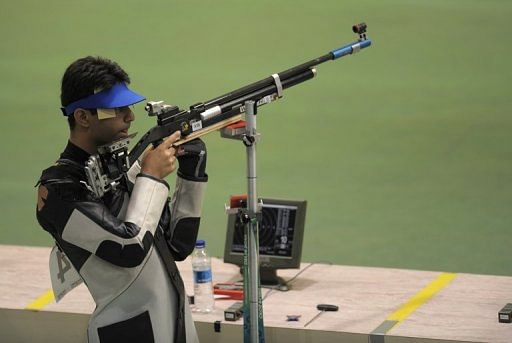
223, 198, 307, 286
230, 203, 298, 257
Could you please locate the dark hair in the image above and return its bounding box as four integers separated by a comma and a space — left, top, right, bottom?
60, 56, 130, 129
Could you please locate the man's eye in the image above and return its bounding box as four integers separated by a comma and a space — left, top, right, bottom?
115, 106, 130, 114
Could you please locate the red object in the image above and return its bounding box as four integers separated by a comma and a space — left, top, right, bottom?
230, 194, 247, 209
214, 288, 244, 300
214, 283, 244, 300
227, 120, 246, 129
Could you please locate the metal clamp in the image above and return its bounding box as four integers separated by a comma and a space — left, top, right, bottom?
351, 43, 361, 54
242, 134, 255, 147
272, 73, 284, 98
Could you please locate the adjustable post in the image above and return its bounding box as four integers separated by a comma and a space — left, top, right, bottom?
244, 100, 264, 343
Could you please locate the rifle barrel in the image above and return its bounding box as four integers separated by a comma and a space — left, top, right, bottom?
203, 38, 371, 109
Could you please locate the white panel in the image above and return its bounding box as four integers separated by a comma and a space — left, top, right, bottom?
62, 210, 140, 253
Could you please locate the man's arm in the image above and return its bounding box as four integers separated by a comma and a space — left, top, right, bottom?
165, 139, 208, 261
37, 173, 169, 268
36, 132, 182, 269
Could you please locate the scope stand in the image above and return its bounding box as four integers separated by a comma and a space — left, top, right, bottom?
222, 100, 265, 343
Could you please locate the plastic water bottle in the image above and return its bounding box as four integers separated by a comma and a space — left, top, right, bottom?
191, 240, 214, 313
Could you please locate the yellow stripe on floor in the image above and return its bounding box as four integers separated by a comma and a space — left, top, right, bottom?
388, 272, 456, 323
369, 272, 457, 342
25, 289, 55, 310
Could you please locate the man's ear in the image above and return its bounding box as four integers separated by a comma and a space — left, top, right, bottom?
73, 108, 91, 129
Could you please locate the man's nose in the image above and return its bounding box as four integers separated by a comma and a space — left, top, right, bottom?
124, 108, 135, 122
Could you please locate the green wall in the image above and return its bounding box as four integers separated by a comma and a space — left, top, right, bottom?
1, 0, 510, 275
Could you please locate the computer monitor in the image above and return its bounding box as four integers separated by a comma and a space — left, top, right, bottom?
223, 198, 307, 289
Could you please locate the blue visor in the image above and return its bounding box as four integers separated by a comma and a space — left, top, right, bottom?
61, 83, 146, 116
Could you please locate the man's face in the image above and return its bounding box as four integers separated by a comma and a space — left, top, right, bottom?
88, 106, 135, 146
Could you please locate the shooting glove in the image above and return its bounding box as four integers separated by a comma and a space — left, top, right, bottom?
177, 139, 208, 182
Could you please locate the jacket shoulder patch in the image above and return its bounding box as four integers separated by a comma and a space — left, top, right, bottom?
37, 185, 48, 211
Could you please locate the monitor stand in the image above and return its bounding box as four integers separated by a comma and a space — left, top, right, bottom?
239, 267, 289, 291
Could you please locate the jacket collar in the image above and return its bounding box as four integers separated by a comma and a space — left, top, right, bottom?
59, 141, 91, 166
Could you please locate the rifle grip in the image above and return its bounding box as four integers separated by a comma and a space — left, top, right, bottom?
152, 139, 164, 148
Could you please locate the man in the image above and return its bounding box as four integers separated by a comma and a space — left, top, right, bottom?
36, 56, 207, 343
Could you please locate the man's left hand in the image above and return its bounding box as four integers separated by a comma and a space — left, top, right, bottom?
176, 139, 207, 182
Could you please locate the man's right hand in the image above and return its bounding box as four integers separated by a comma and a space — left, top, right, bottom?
140, 131, 181, 179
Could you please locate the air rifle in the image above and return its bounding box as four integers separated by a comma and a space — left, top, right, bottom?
84, 23, 372, 197
130, 22, 370, 159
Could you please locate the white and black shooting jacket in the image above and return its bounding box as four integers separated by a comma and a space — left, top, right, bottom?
36, 141, 206, 343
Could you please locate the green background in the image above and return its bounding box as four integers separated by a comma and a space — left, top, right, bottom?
1, 0, 510, 276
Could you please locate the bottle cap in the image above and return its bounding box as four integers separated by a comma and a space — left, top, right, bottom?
195, 239, 205, 248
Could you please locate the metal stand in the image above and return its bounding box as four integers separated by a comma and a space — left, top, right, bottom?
222, 100, 265, 343
243, 100, 264, 343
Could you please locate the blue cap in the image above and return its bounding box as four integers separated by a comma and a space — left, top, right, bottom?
61, 82, 146, 116
195, 240, 205, 248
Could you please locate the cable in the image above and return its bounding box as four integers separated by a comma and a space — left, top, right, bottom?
262, 261, 333, 301
286, 260, 333, 286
